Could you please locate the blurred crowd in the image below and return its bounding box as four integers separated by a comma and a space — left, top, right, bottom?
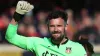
0, 6, 100, 45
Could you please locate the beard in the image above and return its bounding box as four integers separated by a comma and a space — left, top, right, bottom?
50, 31, 65, 41
51, 34, 64, 42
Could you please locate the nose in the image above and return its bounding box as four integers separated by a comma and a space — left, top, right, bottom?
54, 27, 58, 31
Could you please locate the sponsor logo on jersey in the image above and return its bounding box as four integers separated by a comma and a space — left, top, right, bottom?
42, 51, 58, 56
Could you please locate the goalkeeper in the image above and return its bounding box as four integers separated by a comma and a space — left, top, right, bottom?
6, 1, 87, 56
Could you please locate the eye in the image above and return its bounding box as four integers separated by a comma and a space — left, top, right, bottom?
49, 25, 55, 27
57, 25, 62, 27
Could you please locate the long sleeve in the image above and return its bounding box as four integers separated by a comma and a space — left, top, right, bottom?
5, 24, 28, 50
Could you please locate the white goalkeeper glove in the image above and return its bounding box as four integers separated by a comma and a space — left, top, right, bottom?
13, 1, 34, 22
16, 1, 34, 15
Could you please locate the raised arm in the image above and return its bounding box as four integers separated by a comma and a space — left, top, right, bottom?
5, 1, 34, 50
11, 1, 34, 25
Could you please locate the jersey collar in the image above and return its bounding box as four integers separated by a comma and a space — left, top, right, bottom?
50, 37, 69, 45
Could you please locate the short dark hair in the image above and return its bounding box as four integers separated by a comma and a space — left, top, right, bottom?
47, 10, 68, 23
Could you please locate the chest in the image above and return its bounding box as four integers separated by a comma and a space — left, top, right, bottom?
33, 43, 75, 56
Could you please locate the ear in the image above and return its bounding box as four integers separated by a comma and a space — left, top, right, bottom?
65, 20, 69, 30
65, 24, 68, 30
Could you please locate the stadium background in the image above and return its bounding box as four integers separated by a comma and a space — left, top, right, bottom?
0, 0, 100, 56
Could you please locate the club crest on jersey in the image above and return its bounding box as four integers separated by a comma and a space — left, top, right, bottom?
66, 47, 71, 54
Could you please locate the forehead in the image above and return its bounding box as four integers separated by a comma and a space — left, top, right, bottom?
49, 17, 65, 25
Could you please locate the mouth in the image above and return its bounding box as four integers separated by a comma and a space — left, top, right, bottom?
52, 33, 60, 36
53, 33, 60, 35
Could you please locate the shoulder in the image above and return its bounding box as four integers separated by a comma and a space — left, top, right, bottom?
68, 40, 86, 53
68, 40, 83, 47
27, 37, 45, 41
67, 40, 86, 51
27, 37, 49, 43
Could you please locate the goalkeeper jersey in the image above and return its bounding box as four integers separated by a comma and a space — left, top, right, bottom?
6, 24, 86, 56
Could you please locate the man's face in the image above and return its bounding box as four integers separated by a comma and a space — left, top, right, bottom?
48, 17, 67, 41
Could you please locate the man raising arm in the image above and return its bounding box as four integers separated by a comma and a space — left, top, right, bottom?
6, 1, 34, 50
6, 1, 87, 56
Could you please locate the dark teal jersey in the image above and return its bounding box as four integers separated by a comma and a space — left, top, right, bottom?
6, 24, 86, 56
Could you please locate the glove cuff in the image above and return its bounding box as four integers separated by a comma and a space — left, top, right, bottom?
13, 12, 24, 22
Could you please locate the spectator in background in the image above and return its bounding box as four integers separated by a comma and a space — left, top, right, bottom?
9, 7, 16, 18
38, 23, 49, 37
80, 8, 93, 28
80, 8, 98, 44
0, 6, 14, 43
0, 14, 10, 43
65, 9, 77, 40
0, 14, 10, 29
18, 11, 40, 37
18, 23, 26, 36
73, 28, 95, 56
94, 12, 100, 44
18, 23, 40, 37
0, 16, 6, 30
71, 8, 96, 56
26, 25, 40, 37
36, 10, 49, 37
72, 8, 97, 43
36, 10, 48, 24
